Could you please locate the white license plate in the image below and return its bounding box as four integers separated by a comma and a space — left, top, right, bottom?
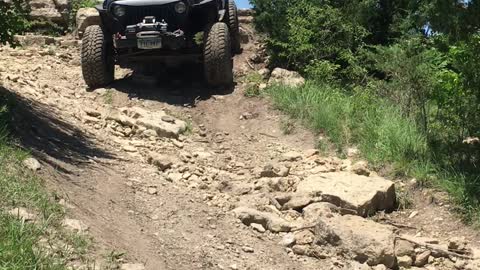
138, 38, 162, 49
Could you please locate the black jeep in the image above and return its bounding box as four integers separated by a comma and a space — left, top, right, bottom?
81, 0, 241, 88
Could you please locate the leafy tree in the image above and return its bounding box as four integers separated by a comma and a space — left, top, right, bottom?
0, 0, 27, 45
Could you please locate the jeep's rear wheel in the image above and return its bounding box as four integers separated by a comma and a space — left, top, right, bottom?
203, 22, 233, 87
227, 0, 241, 54
81, 25, 114, 88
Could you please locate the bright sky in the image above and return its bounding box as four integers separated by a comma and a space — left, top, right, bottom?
237, 0, 252, 8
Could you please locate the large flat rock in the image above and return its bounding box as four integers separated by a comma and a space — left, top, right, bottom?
321, 215, 396, 268
108, 107, 187, 138
296, 172, 395, 216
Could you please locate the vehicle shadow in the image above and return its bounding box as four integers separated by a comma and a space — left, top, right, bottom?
110, 63, 235, 106
0, 86, 114, 174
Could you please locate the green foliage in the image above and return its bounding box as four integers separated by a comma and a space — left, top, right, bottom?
251, 0, 368, 71
254, 0, 480, 221
242, 72, 265, 97
0, 0, 28, 45
0, 213, 67, 270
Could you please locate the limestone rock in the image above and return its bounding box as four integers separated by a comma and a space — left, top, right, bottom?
268, 68, 305, 88
257, 68, 270, 79
63, 218, 89, 233
414, 250, 431, 267
294, 230, 315, 245
147, 153, 173, 171
134, 110, 187, 138
23, 157, 42, 171
280, 233, 295, 247
395, 239, 415, 257
347, 261, 373, 270
76, 8, 101, 37
15, 34, 55, 47
232, 207, 292, 232
296, 172, 396, 216
397, 255, 413, 267
53, 0, 68, 10
302, 202, 337, 223
237, 9, 253, 16
239, 27, 250, 44
280, 195, 314, 211
259, 164, 290, 178
351, 161, 371, 176
280, 151, 302, 162
167, 172, 183, 182
29, 0, 64, 24
321, 215, 396, 268
8, 207, 37, 222
250, 223, 266, 233
120, 263, 145, 270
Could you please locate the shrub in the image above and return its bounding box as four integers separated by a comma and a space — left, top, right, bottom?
0, 0, 28, 45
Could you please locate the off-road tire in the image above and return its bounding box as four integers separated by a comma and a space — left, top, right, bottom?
81, 25, 114, 88
204, 22, 233, 87
227, 0, 241, 54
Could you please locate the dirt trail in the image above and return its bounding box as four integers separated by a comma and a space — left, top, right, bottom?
1, 17, 480, 270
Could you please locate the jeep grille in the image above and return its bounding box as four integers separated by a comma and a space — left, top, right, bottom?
124, 5, 186, 31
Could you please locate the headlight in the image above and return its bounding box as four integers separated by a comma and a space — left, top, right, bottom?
113, 6, 126, 17
175, 2, 187, 13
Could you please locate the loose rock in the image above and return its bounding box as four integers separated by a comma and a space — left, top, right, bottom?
259, 164, 290, 178
397, 255, 413, 267
23, 157, 42, 171
232, 207, 292, 232
76, 8, 101, 37
250, 223, 266, 233
120, 263, 145, 270
268, 68, 305, 88
63, 218, 89, 233
319, 215, 396, 268
147, 153, 173, 171
8, 207, 36, 222
281, 151, 302, 162
395, 239, 415, 257
414, 250, 431, 267
351, 161, 371, 176
296, 172, 396, 216
280, 233, 296, 247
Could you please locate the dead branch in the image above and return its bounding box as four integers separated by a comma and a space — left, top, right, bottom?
396, 236, 474, 260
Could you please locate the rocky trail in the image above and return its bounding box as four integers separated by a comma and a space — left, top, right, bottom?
2, 12, 480, 270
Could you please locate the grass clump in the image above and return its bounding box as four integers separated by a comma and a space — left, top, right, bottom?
242, 72, 266, 97
268, 82, 429, 174
0, 93, 89, 268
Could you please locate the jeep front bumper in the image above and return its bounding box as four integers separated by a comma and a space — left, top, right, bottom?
114, 16, 187, 50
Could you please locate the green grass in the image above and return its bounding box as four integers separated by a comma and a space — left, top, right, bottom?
267, 81, 480, 223
267, 82, 429, 172
0, 95, 89, 268
242, 72, 266, 97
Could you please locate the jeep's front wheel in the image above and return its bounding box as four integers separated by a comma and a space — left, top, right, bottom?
81, 25, 114, 88
203, 22, 233, 87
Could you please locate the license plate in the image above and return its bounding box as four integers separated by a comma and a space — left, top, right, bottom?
138, 37, 162, 49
